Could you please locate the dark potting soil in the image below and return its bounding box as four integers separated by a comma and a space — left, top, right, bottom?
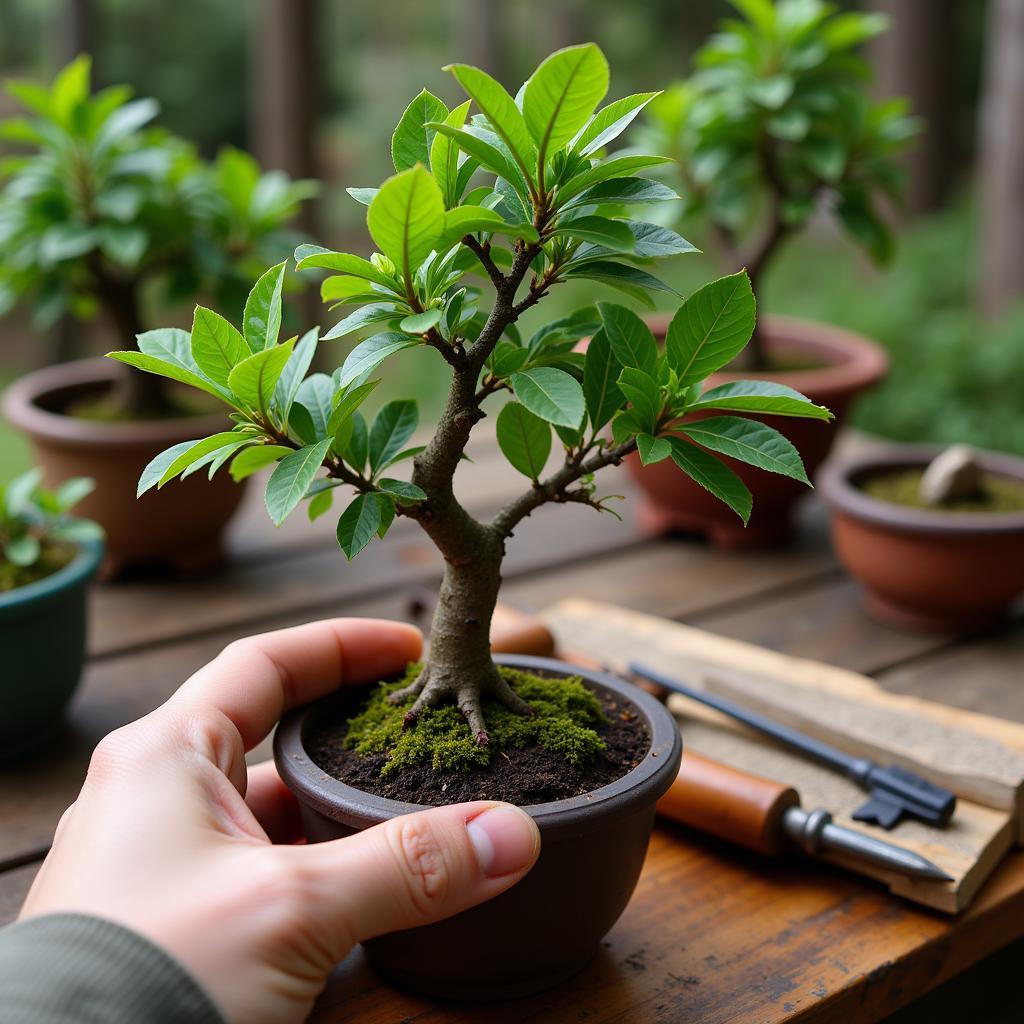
306, 688, 651, 806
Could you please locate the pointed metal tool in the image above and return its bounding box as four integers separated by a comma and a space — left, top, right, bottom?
631, 663, 957, 831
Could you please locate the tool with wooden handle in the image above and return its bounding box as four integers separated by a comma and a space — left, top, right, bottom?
658, 752, 952, 882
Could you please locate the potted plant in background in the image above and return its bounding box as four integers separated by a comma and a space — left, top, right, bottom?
0, 57, 317, 575
111, 43, 829, 998
634, 0, 916, 545
1, 467, 102, 756
820, 444, 1024, 631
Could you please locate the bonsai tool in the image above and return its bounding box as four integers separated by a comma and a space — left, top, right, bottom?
658, 751, 953, 882
631, 663, 957, 830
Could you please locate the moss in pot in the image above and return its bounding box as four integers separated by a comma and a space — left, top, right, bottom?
628, 0, 916, 544
820, 444, 1024, 632
0, 57, 316, 575
113, 43, 827, 999
0, 468, 103, 756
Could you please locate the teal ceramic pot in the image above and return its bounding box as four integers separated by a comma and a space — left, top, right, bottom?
1, 536, 103, 757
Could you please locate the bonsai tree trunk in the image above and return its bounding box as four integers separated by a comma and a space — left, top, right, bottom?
93, 263, 175, 418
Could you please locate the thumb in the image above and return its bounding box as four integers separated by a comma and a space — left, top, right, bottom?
284, 801, 540, 947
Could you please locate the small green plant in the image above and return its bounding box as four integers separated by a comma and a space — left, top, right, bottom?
642, 0, 918, 368
0, 56, 317, 417
0, 469, 102, 592
111, 43, 830, 749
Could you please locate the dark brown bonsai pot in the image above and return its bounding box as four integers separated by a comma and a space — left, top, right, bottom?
274, 653, 682, 1001
3, 359, 246, 578
818, 444, 1024, 632
625, 315, 888, 547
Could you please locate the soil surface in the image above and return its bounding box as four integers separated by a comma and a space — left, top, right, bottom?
861, 468, 1024, 513
306, 687, 651, 806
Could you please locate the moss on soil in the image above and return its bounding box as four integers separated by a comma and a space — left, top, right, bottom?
64, 388, 219, 422
0, 540, 75, 593
343, 664, 608, 776
861, 469, 1024, 513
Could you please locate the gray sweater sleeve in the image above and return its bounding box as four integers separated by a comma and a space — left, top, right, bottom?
0, 913, 226, 1024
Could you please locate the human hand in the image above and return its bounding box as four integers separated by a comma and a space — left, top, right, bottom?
19, 619, 541, 1023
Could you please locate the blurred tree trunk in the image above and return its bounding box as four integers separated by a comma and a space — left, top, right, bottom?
979, 0, 1024, 319
250, 0, 319, 234
870, 0, 958, 216
462, 0, 507, 80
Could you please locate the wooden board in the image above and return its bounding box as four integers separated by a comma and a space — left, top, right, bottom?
542, 599, 1024, 912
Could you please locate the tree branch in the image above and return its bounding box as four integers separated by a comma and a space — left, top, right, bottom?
490, 438, 639, 538
461, 235, 505, 291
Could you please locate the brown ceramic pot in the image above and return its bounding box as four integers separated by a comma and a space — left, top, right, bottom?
2, 358, 246, 577
818, 444, 1024, 632
274, 653, 682, 1001
626, 315, 888, 547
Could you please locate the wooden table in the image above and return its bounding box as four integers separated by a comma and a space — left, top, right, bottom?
3, 431, 1023, 1023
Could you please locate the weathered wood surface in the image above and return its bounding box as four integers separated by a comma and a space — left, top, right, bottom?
2, 429, 1024, 1022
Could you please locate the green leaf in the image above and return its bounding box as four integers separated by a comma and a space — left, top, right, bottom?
679, 416, 809, 484
137, 441, 198, 497
227, 338, 295, 416
440, 205, 539, 247
665, 271, 756, 385
229, 444, 291, 482
573, 91, 659, 156
567, 176, 679, 208
265, 439, 331, 526
637, 433, 671, 466
337, 332, 419, 390
368, 400, 418, 474
54, 477, 95, 512
344, 412, 369, 472
272, 327, 319, 421
524, 44, 609, 169
431, 100, 474, 208
597, 303, 658, 379
618, 221, 697, 259
328, 380, 379, 439
108, 351, 228, 405
336, 492, 388, 559
428, 123, 524, 195
323, 303, 399, 341
617, 367, 661, 433
5, 535, 40, 567
295, 374, 335, 440
552, 216, 634, 251
496, 401, 552, 479
190, 307, 247, 386
391, 89, 448, 172
242, 262, 287, 353
444, 63, 537, 185
367, 166, 446, 281
376, 496, 397, 539
668, 438, 752, 524
566, 262, 675, 307
689, 380, 832, 420
346, 187, 379, 206
307, 488, 334, 522
399, 309, 442, 334
158, 432, 241, 487
510, 367, 585, 429
558, 155, 671, 204
583, 329, 624, 431
293, 245, 397, 289
377, 478, 427, 505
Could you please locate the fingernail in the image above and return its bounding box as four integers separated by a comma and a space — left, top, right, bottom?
467, 805, 539, 877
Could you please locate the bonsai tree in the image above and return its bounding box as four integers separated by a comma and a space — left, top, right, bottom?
642, 0, 918, 368
1, 468, 101, 591
110, 43, 829, 743
0, 56, 317, 417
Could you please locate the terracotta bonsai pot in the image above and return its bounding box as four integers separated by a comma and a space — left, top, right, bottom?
818, 444, 1024, 631
274, 653, 682, 1001
3, 359, 246, 577
626, 315, 888, 547
1, 534, 103, 757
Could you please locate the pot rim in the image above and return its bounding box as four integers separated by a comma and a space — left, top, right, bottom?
643, 312, 888, 399
274, 653, 682, 838
0, 534, 103, 613
2, 357, 229, 448
817, 443, 1024, 536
